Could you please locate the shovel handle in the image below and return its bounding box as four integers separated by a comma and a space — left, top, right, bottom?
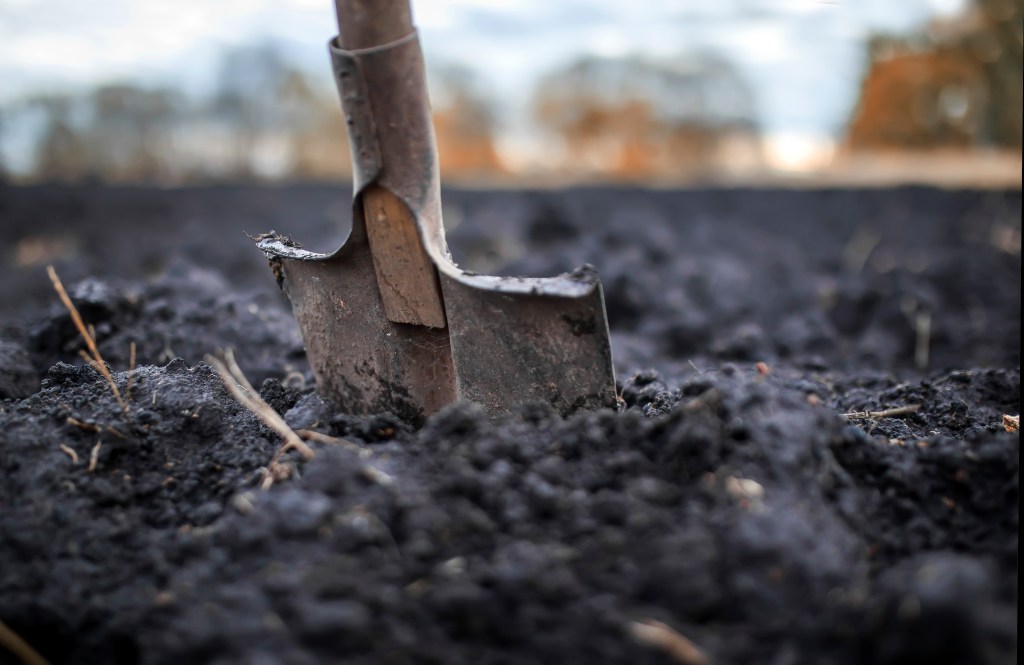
334, 0, 414, 50
331, 0, 447, 329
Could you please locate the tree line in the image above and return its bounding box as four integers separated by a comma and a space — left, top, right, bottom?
0, 42, 763, 184
4, 0, 1015, 185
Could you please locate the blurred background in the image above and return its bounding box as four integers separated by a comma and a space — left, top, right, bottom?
0, 0, 1020, 187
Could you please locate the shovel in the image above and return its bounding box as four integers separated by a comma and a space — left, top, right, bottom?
258, 0, 616, 423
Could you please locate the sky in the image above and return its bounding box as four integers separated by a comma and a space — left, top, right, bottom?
0, 0, 968, 166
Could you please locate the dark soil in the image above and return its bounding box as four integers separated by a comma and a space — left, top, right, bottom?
0, 183, 1019, 665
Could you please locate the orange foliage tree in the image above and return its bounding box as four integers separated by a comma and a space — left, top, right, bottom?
847, 0, 1022, 151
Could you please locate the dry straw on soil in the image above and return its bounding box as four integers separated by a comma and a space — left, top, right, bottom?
46, 265, 128, 414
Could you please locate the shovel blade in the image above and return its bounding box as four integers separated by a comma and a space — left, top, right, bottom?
441, 268, 617, 417
261, 237, 616, 423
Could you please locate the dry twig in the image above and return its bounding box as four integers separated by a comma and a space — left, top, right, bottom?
66, 416, 99, 433
126, 341, 137, 402
0, 618, 51, 665
88, 441, 102, 473
296, 428, 371, 457
295, 430, 393, 485
59, 444, 79, 464
628, 619, 708, 665
842, 404, 921, 420
914, 310, 931, 371
208, 349, 314, 459
207, 349, 314, 489
47, 266, 127, 413
208, 351, 397, 490
361, 464, 395, 487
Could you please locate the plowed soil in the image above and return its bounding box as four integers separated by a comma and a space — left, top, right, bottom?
0, 184, 1019, 665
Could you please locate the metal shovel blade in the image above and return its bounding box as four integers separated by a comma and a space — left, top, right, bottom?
258, 7, 615, 423
260, 233, 616, 423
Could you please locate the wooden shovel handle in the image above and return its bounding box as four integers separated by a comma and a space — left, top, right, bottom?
334, 0, 414, 50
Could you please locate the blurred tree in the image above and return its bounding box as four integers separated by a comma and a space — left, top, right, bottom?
210, 44, 292, 177
281, 70, 351, 179
81, 84, 181, 181
533, 53, 760, 180
430, 65, 506, 179
28, 94, 91, 181
4, 43, 355, 183
208, 43, 350, 179
847, 0, 1022, 150
971, 0, 1023, 148
19, 87, 180, 182
847, 45, 985, 148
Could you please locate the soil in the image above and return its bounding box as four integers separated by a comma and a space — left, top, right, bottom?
0, 183, 1019, 665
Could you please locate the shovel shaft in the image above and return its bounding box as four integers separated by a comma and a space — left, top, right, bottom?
332, 0, 447, 328
334, 0, 414, 49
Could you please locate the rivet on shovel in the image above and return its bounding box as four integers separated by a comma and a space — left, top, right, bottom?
257, 0, 616, 423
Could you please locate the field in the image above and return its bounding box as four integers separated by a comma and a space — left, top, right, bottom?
0, 183, 1019, 664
